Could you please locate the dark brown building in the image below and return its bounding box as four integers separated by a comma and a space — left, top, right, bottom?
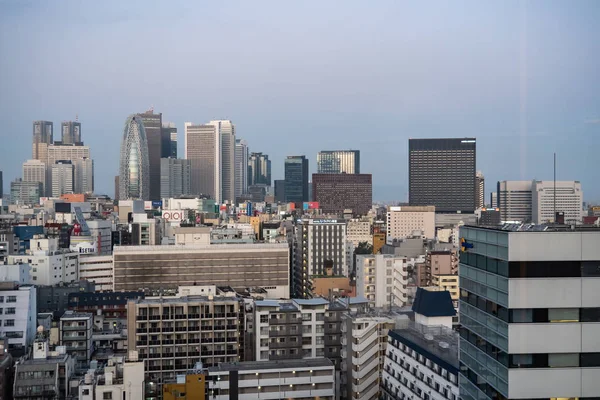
312, 173, 372, 216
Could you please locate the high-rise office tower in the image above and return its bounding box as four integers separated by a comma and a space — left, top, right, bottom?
497, 181, 533, 222
60, 121, 82, 145
475, 171, 485, 209
248, 152, 271, 186
409, 138, 476, 213
312, 173, 373, 216
234, 139, 248, 199
51, 161, 74, 197
22, 159, 47, 196
73, 157, 94, 194
47, 144, 91, 197
32, 121, 53, 161
317, 150, 360, 174
119, 115, 150, 200
162, 123, 177, 158
137, 109, 163, 201
114, 176, 120, 200
284, 156, 309, 203
185, 120, 236, 203
160, 158, 191, 198
10, 179, 42, 205
458, 225, 600, 400
274, 179, 285, 203
0, 170, 3, 198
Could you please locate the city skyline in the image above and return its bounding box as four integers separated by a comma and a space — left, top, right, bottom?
1, 1, 599, 201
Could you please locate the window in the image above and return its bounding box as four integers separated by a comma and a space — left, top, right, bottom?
5, 307, 15, 315
581, 308, 600, 322
0, 296, 3, 302
260, 315, 268, 323
103, 392, 113, 400
302, 313, 312, 321
548, 353, 579, 368
548, 308, 579, 322
580, 353, 600, 367
4, 320, 15, 327
7, 296, 16, 303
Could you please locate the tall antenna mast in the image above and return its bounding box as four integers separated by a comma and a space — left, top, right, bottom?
553, 152, 556, 222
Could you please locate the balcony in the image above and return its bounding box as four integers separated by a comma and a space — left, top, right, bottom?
175, 315, 187, 320
161, 314, 173, 320
162, 327, 174, 333
175, 327, 187, 332
137, 315, 148, 321
188, 314, 200, 319
136, 341, 148, 346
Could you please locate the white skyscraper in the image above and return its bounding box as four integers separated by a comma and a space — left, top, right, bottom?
22, 159, 47, 196
532, 180, 583, 224
185, 120, 235, 203
74, 157, 94, 194
51, 161, 74, 197
234, 138, 248, 200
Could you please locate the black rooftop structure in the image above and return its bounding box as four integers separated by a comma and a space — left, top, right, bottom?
412, 287, 456, 317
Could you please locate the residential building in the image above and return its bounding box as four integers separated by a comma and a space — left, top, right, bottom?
0, 337, 12, 400
59, 311, 93, 370
73, 157, 94, 194
235, 139, 249, 199
312, 173, 373, 216
60, 120, 82, 145
294, 219, 348, 298
284, 156, 309, 203
13, 331, 75, 399
475, 170, 484, 209
346, 219, 373, 247
491, 192, 498, 208
317, 150, 360, 174
119, 115, 150, 200
386, 206, 435, 243
22, 159, 47, 196
78, 354, 145, 400
126, 292, 244, 391
274, 179, 285, 203
160, 158, 191, 198
0, 282, 37, 356
382, 292, 459, 400
50, 160, 74, 197
10, 179, 42, 205
373, 232, 386, 255
356, 254, 409, 308
459, 224, 600, 399
78, 255, 113, 291
409, 138, 476, 213
162, 122, 178, 158
532, 180, 583, 224
32, 120, 53, 161
113, 244, 289, 296
248, 152, 272, 186
137, 110, 163, 201
162, 372, 205, 400
205, 359, 335, 400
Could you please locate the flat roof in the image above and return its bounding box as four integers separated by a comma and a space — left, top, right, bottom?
293, 298, 329, 306
465, 224, 600, 233
207, 358, 333, 373
114, 243, 289, 252
61, 311, 93, 319
135, 295, 240, 305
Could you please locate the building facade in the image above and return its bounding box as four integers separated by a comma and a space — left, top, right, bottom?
459, 225, 600, 399
10, 179, 42, 205
409, 138, 476, 213
274, 179, 285, 203
73, 157, 94, 194
32, 120, 53, 161
346, 219, 373, 247
60, 121, 82, 145
235, 139, 249, 200
162, 123, 178, 158
312, 173, 372, 216
22, 159, 47, 196
160, 158, 191, 198
248, 152, 271, 187
284, 156, 309, 203
475, 170, 485, 209
532, 180, 583, 224
59, 311, 93, 370
0, 283, 37, 356
386, 206, 435, 242
316, 150, 360, 174
50, 160, 74, 197
119, 115, 150, 200
355, 254, 408, 308
78, 255, 113, 291
137, 110, 163, 201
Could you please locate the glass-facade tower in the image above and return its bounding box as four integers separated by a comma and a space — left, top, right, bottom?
119, 115, 150, 200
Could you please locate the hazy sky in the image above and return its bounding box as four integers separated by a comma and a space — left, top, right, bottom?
1, 0, 599, 201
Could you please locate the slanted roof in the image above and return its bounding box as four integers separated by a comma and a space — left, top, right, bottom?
411, 287, 456, 317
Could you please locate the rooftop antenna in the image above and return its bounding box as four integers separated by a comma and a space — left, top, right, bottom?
554, 152, 556, 223
75, 114, 79, 122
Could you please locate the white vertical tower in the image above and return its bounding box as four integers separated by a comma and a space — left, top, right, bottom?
235, 138, 248, 200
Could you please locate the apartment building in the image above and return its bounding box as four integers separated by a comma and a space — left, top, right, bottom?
459, 224, 600, 399
0, 282, 37, 356
126, 292, 244, 391
205, 358, 335, 400
386, 206, 435, 243
78, 255, 113, 291
78, 353, 145, 400
113, 243, 290, 297
162, 372, 205, 400
356, 254, 409, 309
59, 311, 93, 371
431, 275, 459, 307
346, 218, 373, 247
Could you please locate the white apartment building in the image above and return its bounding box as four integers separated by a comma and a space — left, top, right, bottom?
22, 159, 47, 196
51, 161, 74, 197
387, 206, 435, 243
356, 254, 409, 309
0, 282, 37, 355
459, 225, 600, 400
78, 255, 113, 291
78, 353, 145, 400
0, 262, 31, 284
347, 219, 373, 247
206, 358, 336, 400
532, 180, 583, 224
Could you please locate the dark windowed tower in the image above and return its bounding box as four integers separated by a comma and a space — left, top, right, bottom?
284, 156, 309, 203
409, 138, 476, 213
137, 109, 163, 201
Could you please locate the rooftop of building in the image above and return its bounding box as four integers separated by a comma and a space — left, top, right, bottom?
412, 288, 456, 317
133, 295, 240, 305
207, 357, 333, 373
465, 223, 600, 232
113, 243, 289, 252
61, 310, 94, 320
389, 321, 459, 370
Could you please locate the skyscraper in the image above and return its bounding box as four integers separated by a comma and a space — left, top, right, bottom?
22, 159, 47, 196
32, 121, 53, 161
312, 173, 373, 216
284, 156, 309, 203
137, 109, 163, 201
46, 144, 91, 197
409, 138, 476, 213
74, 157, 94, 194
274, 179, 285, 203
60, 121, 82, 145
234, 139, 248, 200
248, 152, 271, 186
316, 150, 360, 174
160, 158, 191, 198
162, 123, 177, 158
10, 179, 42, 205
0, 170, 3, 198
475, 171, 485, 209
119, 115, 150, 200
51, 161, 74, 197
185, 120, 236, 203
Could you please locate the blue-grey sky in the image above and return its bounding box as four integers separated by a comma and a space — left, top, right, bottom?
1, 0, 599, 202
